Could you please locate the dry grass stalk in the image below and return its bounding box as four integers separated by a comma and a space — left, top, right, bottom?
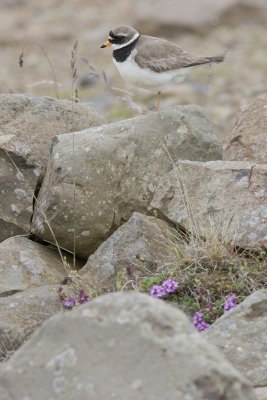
18, 42, 60, 99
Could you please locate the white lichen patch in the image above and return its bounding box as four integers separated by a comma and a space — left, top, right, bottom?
0, 260, 5, 271
11, 204, 20, 214
14, 188, 27, 198
240, 211, 260, 228
33, 168, 41, 177
19, 251, 44, 275
46, 347, 77, 370
177, 125, 188, 135
16, 171, 24, 181
81, 231, 90, 237
53, 376, 66, 394
254, 189, 266, 198
34, 216, 45, 233
235, 176, 249, 188
131, 379, 143, 390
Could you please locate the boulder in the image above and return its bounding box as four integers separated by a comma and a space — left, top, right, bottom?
31, 106, 222, 258
81, 212, 175, 292
224, 93, 267, 163
0, 94, 104, 242
136, 0, 267, 34
0, 285, 63, 361
150, 160, 267, 248
0, 236, 67, 296
255, 387, 267, 400
204, 290, 267, 387
0, 292, 254, 399
0, 94, 104, 174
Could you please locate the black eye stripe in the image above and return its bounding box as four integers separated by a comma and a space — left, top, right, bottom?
117, 37, 126, 43
109, 32, 127, 41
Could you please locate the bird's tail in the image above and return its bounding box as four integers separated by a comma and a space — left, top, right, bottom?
186, 49, 227, 68
207, 54, 225, 63
207, 49, 227, 63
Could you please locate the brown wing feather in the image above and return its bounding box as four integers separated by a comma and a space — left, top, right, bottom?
135, 35, 224, 73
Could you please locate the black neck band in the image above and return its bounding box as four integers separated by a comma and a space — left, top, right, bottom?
113, 36, 140, 63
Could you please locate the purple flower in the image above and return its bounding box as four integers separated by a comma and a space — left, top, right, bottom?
223, 294, 237, 312
78, 288, 89, 304
126, 265, 134, 277
196, 285, 205, 295
149, 284, 167, 298
193, 311, 210, 332
193, 311, 203, 324
162, 279, 178, 294
63, 295, 78, 309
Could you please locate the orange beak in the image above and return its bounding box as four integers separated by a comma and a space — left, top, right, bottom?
101, 40, 112, 49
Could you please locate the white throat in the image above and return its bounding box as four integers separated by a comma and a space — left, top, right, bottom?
111, 32, 140, 50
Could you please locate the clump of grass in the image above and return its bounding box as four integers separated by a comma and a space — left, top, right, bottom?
0, 329, 23, 362
130, 147, 267, 329
111, 217, 266, 329
137, 225, 267, 325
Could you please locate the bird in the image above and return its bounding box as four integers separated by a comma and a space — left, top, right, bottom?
101, 25, 225, 114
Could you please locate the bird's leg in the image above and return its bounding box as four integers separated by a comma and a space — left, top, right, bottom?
156, 91, 161, 116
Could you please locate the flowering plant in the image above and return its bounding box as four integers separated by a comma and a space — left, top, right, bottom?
58, 287, 90, 310
149, 279, 178, 298
223, 293, 237, 312
193, 312, 210, 332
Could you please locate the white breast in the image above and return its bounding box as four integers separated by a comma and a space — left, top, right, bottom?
113, 50, 191, 90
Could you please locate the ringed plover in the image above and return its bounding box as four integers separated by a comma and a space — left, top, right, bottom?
101, 25, 225, 113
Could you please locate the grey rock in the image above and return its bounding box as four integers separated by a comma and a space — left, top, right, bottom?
0, 236, 67, 296
0, 285, 63, 361
225, 93, 267, 163
0, 94, 104, 174
255, 387, 267, 400
0, 94, 104, 242
0, 292, 254, 399
0, 0, 27, 7
150, 160, 267, 248
0, 386, 10, 400
136, 0, 267, 34
81, 212, 175, 292
31, 106, 222, 258
204, 289, 267, 387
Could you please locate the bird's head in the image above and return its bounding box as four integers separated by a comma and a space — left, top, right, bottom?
101, 25, 140, 50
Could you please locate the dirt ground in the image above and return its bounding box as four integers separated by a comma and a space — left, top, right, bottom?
0, 0, 267, 143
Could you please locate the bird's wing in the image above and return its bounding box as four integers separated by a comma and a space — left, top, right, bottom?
135, 36, 213, 72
